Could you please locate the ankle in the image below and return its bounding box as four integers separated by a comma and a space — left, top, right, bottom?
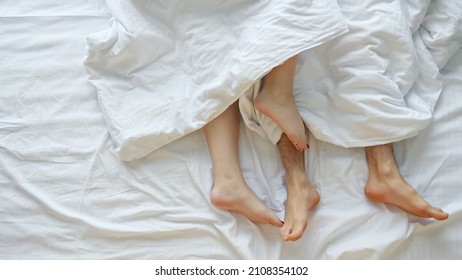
213, 168, 244, 183
370, 162, 395, 178
366, 148, 398, 179
286, 174, 311, 192
259, 83, 291, 101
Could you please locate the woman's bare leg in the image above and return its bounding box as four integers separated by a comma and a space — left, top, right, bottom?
278, 133, 320, 241
254, 56, 308, 151
364, 144, 448, 220
205, 102, 283, 227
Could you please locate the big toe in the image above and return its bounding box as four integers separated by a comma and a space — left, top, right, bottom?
286, 132, 307, 151
287, 222, 307, 241
269, 214, 284, 228
279, 224, 292, 241
431, 208, 449, 221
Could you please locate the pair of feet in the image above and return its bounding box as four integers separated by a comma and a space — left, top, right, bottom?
209, 81, 318, 241
210, 171, 319, 241
210, 149, 448, 242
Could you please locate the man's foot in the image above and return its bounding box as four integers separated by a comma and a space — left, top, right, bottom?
210, 178, 284, 227
277, 133, 319, 241
365, 145, 449, 220
280, 176, 320, 241
254, 86, 308, 151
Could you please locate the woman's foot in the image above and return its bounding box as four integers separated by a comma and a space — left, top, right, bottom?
211, 177, 283, 227
255, 56, 308, 151
254, 86, 308, 151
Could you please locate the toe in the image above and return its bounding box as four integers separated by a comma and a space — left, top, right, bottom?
431, 208, 449, 220
279, 224, 292, 241
269, 215, 284, 227
288, 221, 307, 241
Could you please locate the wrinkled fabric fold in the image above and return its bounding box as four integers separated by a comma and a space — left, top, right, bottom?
84, 0, 348, 160
242, 0, 462, 148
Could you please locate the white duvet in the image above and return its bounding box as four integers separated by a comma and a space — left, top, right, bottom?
243, 0, 462, 147
84, 0, 348, 160
86, 0, 462, 160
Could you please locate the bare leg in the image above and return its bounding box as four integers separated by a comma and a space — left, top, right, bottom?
277, 133, 320, 241
254, 56, 308, 151
364, 144, 448, 220
205, 102, 283, 227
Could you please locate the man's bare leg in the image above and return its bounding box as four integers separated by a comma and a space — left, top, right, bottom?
364, 144, 448, 220
277, 133, 320, 241
205, 102, 283, 227
254, 56, 308, 151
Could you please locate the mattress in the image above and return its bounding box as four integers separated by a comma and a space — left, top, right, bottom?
1, 0, 461, 260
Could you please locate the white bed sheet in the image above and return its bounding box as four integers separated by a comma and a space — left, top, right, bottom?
1, 0, 461, 260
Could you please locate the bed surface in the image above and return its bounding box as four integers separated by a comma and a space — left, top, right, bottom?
1, 0, 461, 259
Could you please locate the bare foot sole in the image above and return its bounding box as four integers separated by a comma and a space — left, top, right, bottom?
254, 87, 308, 151
280, 178, 320, 241
210, 179, 283, 227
